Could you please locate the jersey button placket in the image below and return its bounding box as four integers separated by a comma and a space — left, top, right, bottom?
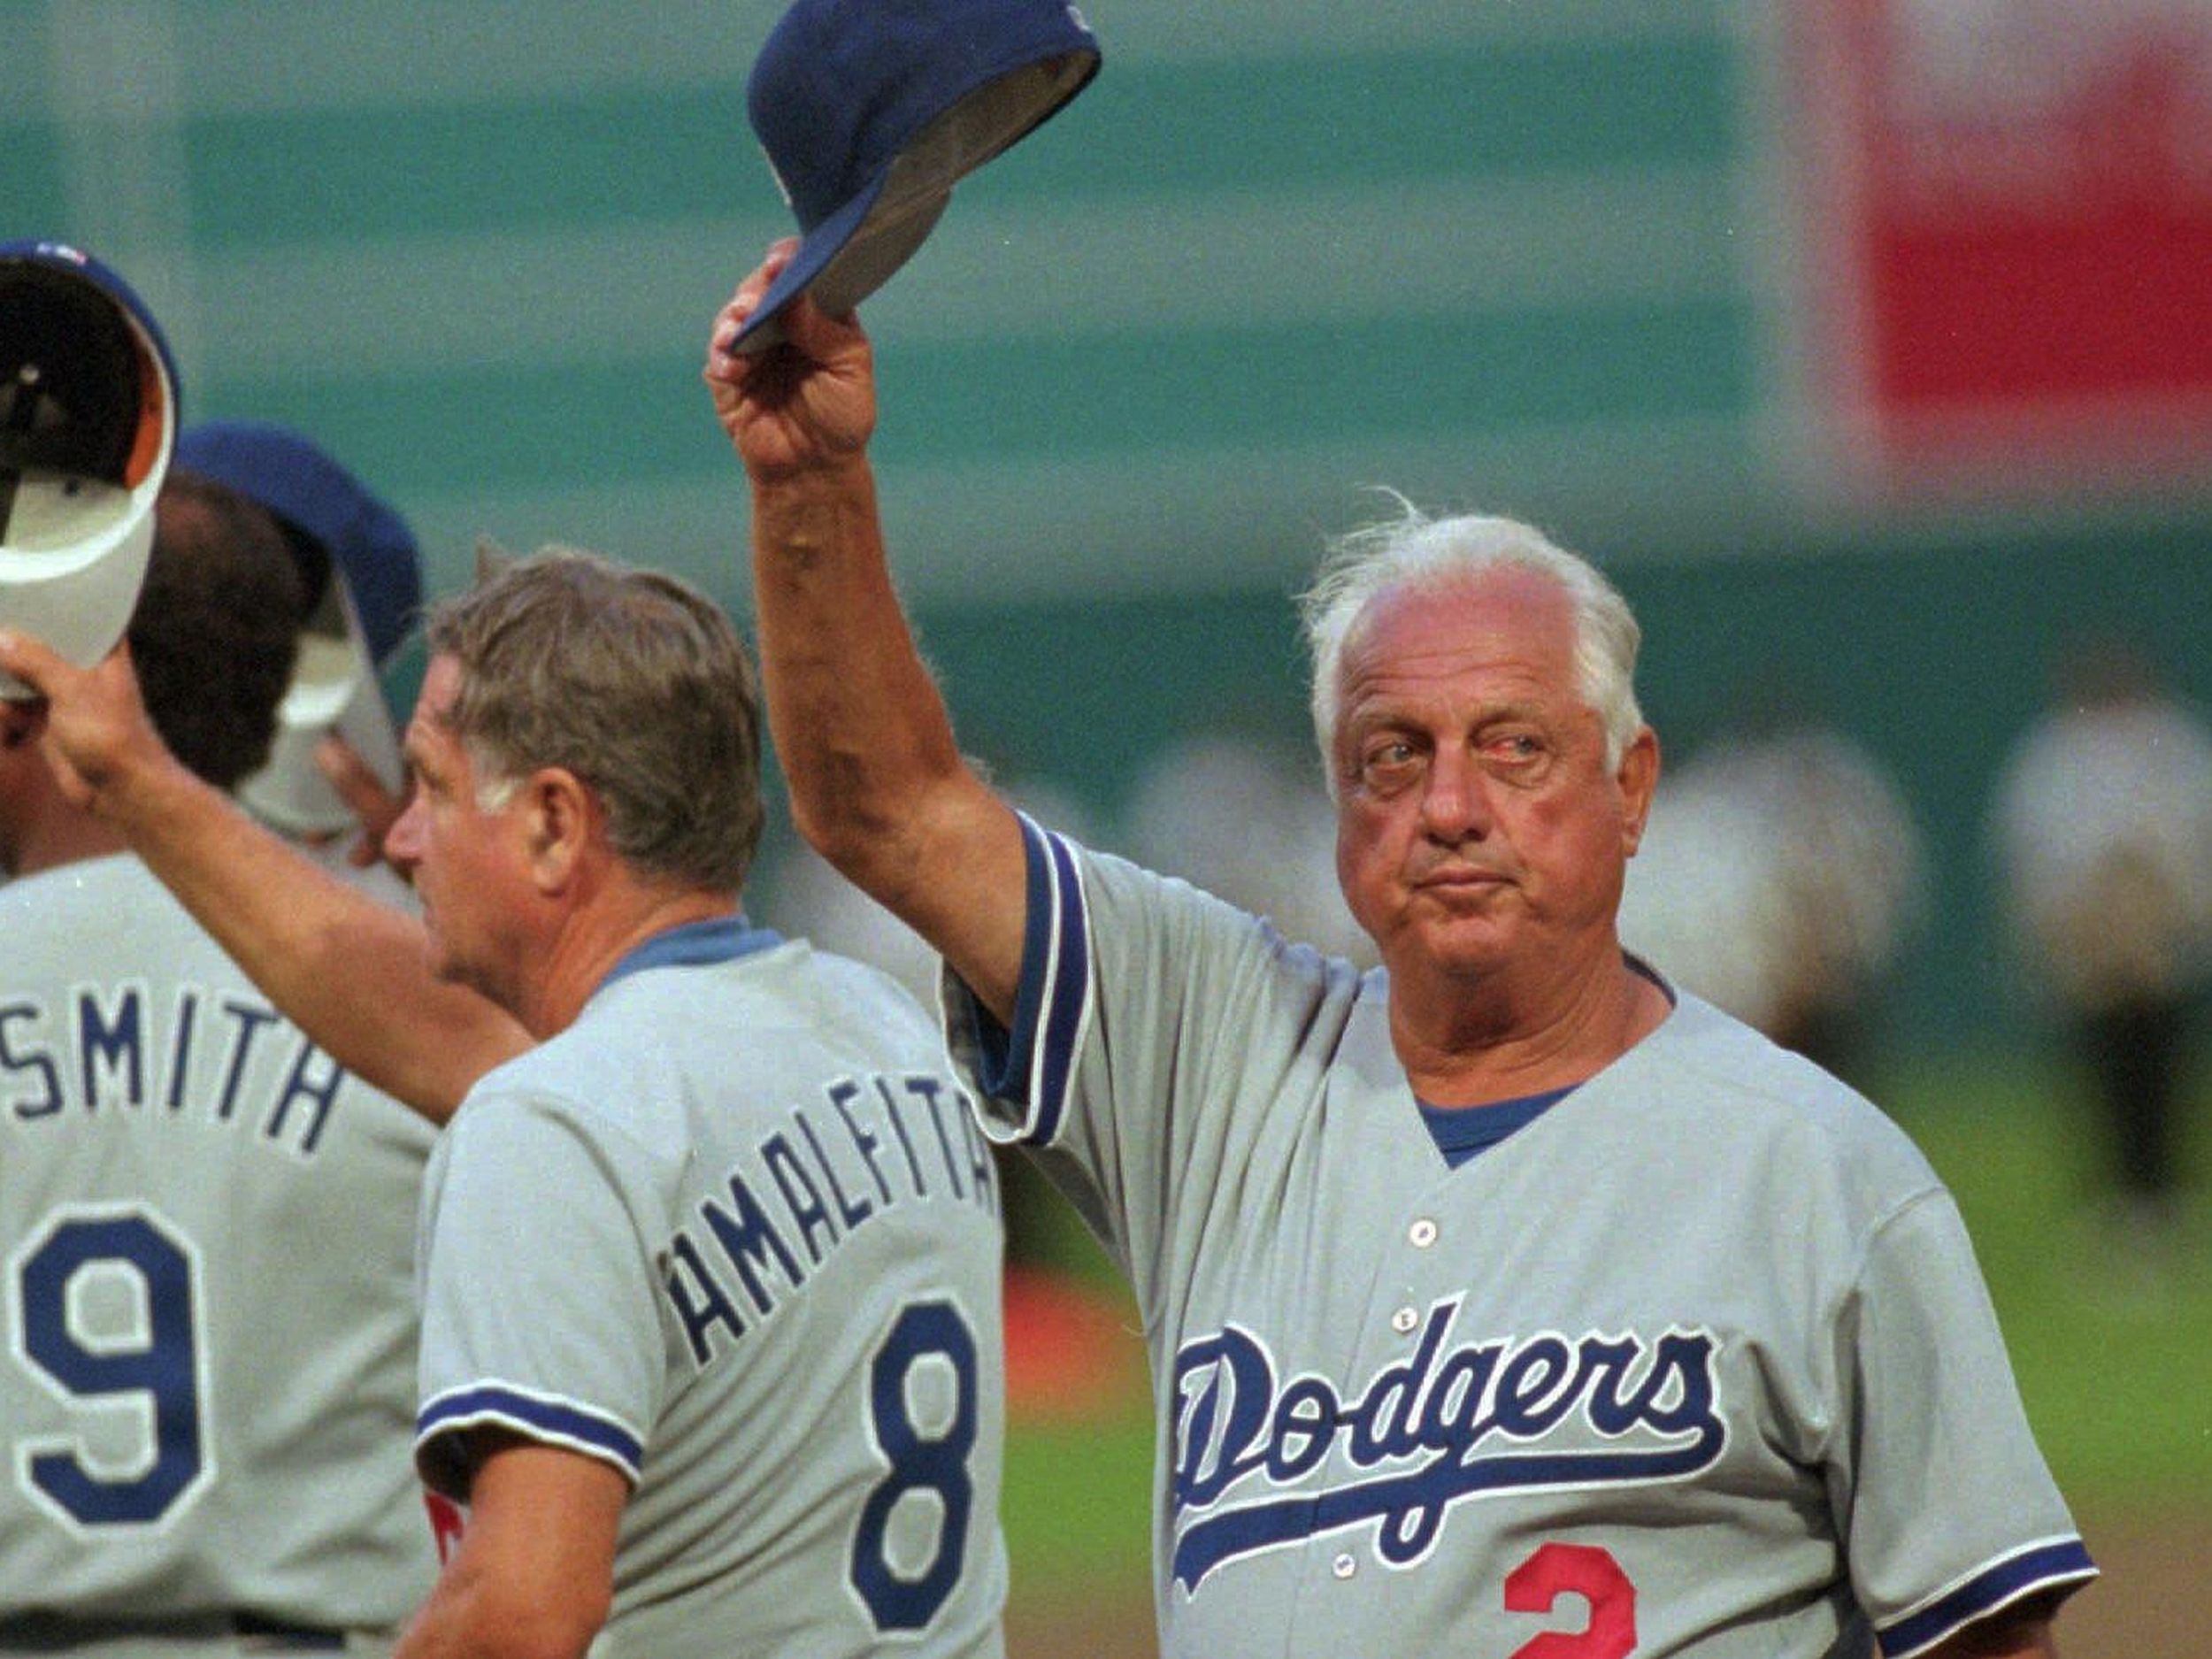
1380, 1221, 1433, 1336
1394, 1219, 1438, 1333
1332, 1552, 1356, 1579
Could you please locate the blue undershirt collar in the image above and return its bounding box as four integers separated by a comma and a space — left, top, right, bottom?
599, 913, 782, 992
1412, 961, 1671, 1165
1418, 1085, 1577, 1168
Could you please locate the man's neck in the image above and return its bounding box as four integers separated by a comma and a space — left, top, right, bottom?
516, 884, 743, 1039
1388, 946, 1670, 1108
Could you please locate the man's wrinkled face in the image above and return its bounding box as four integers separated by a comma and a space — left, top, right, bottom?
1331, 567, 1653, 989
384, 655, 533, 1009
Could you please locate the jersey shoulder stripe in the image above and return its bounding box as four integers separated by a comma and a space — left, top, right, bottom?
1010, 814, 1093, 1148
1878, 1535, 2098, 1658
416, 1381, 646, 1485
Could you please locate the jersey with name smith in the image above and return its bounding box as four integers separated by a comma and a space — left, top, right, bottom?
0, 853, 437, 1630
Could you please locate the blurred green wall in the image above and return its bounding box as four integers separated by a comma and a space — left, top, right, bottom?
10, 0, 2208, 1047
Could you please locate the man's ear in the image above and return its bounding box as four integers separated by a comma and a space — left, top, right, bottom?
0, 698, 49, 750
522, 767, 595, 894
1617, 726, 1660, 856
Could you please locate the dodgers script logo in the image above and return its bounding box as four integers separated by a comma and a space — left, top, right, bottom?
1168, 1299, 1727, 1591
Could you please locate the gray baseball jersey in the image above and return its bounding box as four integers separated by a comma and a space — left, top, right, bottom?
411, 918, 1007, 1658
941, 820, 2094, 1659
0, 855, 438, 1635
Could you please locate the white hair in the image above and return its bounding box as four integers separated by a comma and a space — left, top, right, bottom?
1296, 497, 1645, 793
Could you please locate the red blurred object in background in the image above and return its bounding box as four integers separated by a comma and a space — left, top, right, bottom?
1797, 0, 2212, 494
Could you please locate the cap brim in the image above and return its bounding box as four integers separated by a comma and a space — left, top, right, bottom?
732, 169, 950, 355
0, 496, 157, 698
234, 586, 405, 837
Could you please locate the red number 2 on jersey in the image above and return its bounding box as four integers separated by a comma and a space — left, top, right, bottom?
1504, 1542, 1637, 1659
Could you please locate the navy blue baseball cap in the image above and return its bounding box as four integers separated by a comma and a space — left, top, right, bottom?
1, 240, 181, 692
734, 0, 1101, 351
173, 421, 418, 836
173, 420, 420, 667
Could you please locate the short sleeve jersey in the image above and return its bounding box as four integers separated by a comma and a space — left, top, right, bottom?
413, 921, 1008, 1659
0, 856, 438, 1629
941, 821, 2094, 1659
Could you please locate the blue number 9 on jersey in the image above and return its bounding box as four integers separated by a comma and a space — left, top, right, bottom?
12, 1207, 210, 1528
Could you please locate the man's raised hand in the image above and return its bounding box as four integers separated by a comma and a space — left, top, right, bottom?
703, 239, 879, 482
0, 630, 180, 818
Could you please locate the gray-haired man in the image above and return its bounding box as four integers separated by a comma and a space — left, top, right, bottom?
0, 549, 1010, 1659
705, 242, 2095, 1659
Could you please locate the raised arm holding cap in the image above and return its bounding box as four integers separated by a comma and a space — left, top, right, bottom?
0, 277, 519, 1113
0, 619, 526, 1118
710, 248, 1032, 1022
706, 259, 2093, 1659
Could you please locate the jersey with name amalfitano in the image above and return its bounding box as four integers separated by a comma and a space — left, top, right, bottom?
413, 927, 1008, 1659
